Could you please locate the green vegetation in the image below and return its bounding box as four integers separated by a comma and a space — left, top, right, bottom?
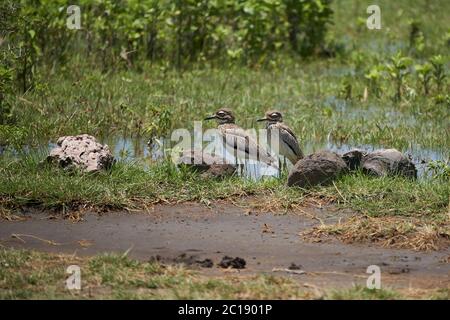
0, 1, 449, 244
1, 154, 448, 223
1, 0, 448, 148
1, 0, 333, 87
1, 248, 445, 299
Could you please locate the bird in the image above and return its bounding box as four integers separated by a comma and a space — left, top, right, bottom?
204, 108, 278, 169
257, 110, 303, 166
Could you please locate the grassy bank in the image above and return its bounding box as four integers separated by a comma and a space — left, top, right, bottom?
1, 248, 447, 299
0, 153, 448, 219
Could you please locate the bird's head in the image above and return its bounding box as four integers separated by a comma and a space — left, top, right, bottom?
257, 110, 283, 124
204, 108, 235, 124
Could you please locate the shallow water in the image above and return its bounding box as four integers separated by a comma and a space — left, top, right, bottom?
2, 134, 447, 180
101, 136, 448, 179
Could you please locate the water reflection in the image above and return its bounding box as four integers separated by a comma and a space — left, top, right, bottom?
101, 136, 448, 179
1, 135, 447, 180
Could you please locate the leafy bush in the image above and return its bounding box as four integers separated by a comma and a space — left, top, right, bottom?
3, 0, 333, 71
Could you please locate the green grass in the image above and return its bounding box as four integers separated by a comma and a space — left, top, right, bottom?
5, 61, 449, 152
0, 152, 448, 221
0, 248, 444, 300
0, 0, 448, 248
2, 1, 448, 151
323, 173, 449, 221
328, 286, 400, 300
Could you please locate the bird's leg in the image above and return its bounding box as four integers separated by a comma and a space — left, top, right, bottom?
278, 157, 282, 177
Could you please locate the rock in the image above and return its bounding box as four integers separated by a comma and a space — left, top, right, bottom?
177, 149, 236, 178
196, 258, 214, 268
341, 149, 366, 170
361, 148, 417, 178
288, 263, 302, 270
287, 151, 348, 187
47, 134, 114, 172
200, 164, 236, 179
177, 149, 223, 171
218, 256, 246, 269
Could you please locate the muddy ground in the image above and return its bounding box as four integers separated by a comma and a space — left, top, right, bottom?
0, 202, 448, 292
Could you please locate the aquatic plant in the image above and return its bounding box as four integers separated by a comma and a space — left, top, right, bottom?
415, 63, 433, 95
430, 55, 446, 93
385, 52, 413, 101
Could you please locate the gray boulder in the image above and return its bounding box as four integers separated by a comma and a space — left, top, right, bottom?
361, 148, 416, 178
287, 151, 348, 187
176, 149, 236, 178
47, 134, 114, 172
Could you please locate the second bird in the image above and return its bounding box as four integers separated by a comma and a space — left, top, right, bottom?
257, 110, 304, 166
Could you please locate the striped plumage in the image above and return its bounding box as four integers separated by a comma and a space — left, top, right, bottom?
205, 109, 278, 167
257, 110, 303, 165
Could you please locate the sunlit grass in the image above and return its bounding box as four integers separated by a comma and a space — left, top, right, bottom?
0, 152, 448, 221
1, 248, 444, 300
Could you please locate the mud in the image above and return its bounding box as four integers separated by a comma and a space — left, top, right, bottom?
0, 202, 448, 291
218, 256, 246, 269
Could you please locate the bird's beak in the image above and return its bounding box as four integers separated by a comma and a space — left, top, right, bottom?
204, 115, 217, 121
257, 117, 268, 122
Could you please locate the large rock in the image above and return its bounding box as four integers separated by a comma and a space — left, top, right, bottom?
361, 148, 417, 178
287, 151, 348, 187
176, 149, 236, 178
47, 134, 114, 172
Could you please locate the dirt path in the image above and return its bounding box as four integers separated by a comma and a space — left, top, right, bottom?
0, 203, 448, 291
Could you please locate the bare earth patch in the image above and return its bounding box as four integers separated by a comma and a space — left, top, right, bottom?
0, 201, 448, 298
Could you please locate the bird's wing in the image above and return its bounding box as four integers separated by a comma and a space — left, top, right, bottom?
220, 126, 278, 166
275, 123, 303, 158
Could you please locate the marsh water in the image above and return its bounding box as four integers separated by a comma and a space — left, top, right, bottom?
5, 134, 441, 180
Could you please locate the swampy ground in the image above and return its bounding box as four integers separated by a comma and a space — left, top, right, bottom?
0, 0, 449, 299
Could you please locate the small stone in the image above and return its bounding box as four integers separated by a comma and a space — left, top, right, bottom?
341, 149, 366, 170
288, 263, 302, 270
196, 259, 214, 268
218, 256, 246, 269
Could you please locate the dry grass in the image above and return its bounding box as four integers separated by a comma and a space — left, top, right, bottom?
303, 215, 450, 251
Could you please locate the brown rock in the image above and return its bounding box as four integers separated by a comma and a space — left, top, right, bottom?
287, 151, 348, 187
177, 149, 236, 178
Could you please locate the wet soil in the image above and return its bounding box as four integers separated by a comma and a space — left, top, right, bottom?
0, 202, 448, 291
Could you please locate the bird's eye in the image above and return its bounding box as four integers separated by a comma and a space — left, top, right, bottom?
271, 113, 279, 117
218, 111, 225, 116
